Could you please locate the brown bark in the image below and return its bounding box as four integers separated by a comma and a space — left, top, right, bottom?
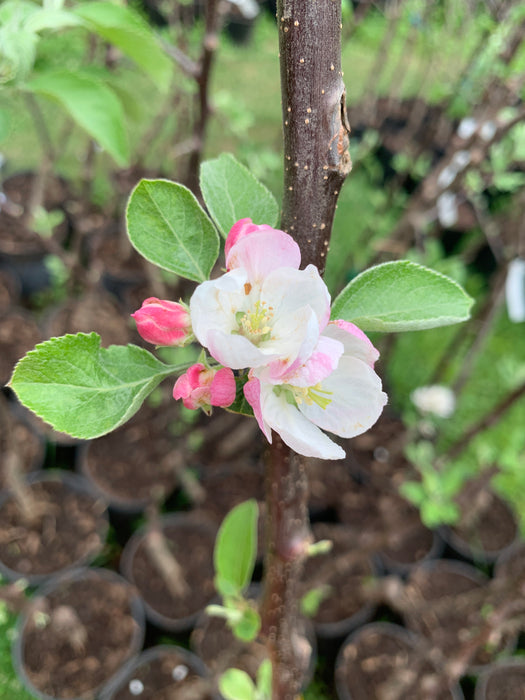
261, 3, 352, 698
278, 0, 351, 274
261, 438, 310, 699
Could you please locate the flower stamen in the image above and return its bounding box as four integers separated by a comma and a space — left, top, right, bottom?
236, 300, 274, 344
292, 383, 333, 410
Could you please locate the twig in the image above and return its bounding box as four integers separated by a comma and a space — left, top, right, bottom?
186, 0, 225, 194
161, 40, 200, 78
444, 380, 525, 461
145, 505, 190, 599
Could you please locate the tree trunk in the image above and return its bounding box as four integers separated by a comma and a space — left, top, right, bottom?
260, 3, 352, 698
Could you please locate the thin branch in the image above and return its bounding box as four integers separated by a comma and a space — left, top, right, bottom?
444, 380, 525, 461
161, 40, 200, 78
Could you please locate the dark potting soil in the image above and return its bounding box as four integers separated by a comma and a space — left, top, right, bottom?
403, 564, 511, 668
0, 173, 69, 257
45, 291, 131, 348
192, 613, 268, 681
301, 522, 375, 626
337, 481, 435, 567
480, 664, 525, 700
21, 575, 141, 699
0, 310, 42, 385
306, 456, 356, 517
128, 521, 216, 622
0, 412, 43, 489
0, 267, 19, 312
199, 467, 264, 523
335, 624, 456, 700
451, 478, 517, 555
0, 479, 107, 577
82, 398, 182, 507
110, 648, 215, 700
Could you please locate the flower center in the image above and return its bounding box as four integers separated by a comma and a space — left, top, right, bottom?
292, 383, 333, 410
274, 383, 333, 410
235, 300, 274, 345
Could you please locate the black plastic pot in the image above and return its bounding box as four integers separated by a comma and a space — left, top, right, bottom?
335, 622, 464, 700
0, 470, 109, 584
12, 567, 145, 700
99, 644, 218, 700
474, 658, 525, 700
120, 512, 217, 632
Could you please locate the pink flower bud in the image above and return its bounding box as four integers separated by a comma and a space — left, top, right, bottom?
131, 297, 191, 346
225, 218, 301, 275
173, 363, 236, 412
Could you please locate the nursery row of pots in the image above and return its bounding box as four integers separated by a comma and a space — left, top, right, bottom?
1, 434, 525, 700
9, 548, 525, 699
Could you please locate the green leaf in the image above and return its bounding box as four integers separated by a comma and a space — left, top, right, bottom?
0, 1, 38, 26
200, 153, 279, 238
255, 659, 272, 700
24, 8, 83, 32
219, 669, 256, 700
493, 172, 525, 192
8, 333, 181, 440
214, 500, 258, 597
73, 2, 172, 92
232, 606, 261, 642
331, 261, 473, 332
126, 179, 219, 282
300, 586, 331, 618
26, 70, 129, 166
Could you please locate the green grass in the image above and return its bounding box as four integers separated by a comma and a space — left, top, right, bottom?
0, 603, 34, 700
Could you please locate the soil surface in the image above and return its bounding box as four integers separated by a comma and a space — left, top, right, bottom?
44, 290, 131, 347
19, 572, 143, 699
300, 522, 376, 632
0, 268, 19, 312
403, 562, 512, 669
477, 661, 525, 700
0, 310, 42, 385
81, 397, 183, 509
335, 623, 457, 700
0, 403, 44, 489
0, 173, 69, 258
446, 476, 518, 560
337, 479, 436, 569
0, 477, 107, 579
123, 517, 216, 629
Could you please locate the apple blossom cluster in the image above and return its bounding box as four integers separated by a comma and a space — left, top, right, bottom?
132, 219, 388, 459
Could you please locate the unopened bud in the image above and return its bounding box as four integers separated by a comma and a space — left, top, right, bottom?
131, 297, 191, 346
173, 363, 236, 413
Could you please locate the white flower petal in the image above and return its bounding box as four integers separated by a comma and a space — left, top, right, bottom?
300, 356, 387, 438
262, 265, 331, 331
190, 268, 248, 346
324, 321, 379, 367
260, 384, 345, 459
207, 329, 279, 369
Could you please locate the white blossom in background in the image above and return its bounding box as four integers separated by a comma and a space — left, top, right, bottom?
437, 191, 459, 228
457, 117, 478, 140
411, 385, 456, 418
506, 258, 525, 323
